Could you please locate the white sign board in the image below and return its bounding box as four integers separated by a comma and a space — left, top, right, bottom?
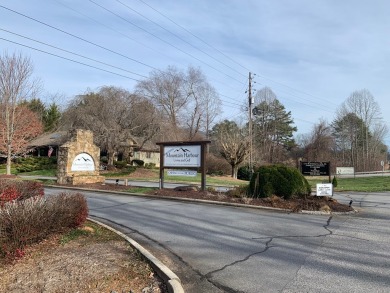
163, 145, 201, 167
71, 153, 95, 171
316, 183, 333, 196
336, 167, 355, 175
167, 170, 197, 177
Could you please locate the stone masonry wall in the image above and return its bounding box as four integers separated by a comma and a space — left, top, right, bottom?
57, 129, 104, 185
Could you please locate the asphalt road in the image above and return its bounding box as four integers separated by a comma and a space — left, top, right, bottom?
45, 187, 390, 293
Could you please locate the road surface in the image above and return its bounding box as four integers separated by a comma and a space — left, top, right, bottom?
45, 187, 390, 293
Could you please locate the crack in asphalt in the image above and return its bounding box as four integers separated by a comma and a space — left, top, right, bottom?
278, 216, 334, 293
90, 214, 252, 292
205, 238, 274, 280
204, 216, 336, 293
89, 215, 225, 291
89, 215, 340, 293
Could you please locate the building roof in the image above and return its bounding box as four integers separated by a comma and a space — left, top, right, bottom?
28, 131, 70, 147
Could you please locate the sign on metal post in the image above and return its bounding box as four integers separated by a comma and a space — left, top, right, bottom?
316, 183, 333, 196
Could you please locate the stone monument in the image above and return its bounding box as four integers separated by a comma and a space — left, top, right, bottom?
57, 129, 104, 185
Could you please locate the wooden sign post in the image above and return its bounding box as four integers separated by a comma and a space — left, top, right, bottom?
156, 140, 211, 191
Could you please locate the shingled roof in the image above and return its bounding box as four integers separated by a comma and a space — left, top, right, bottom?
28, 131, 70, 147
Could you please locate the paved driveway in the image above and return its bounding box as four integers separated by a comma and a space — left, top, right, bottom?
45, 188, 390, 292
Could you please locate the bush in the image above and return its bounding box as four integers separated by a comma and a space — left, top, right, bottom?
249, 165, 311, 199
144, 163, 156, 169
100, 156, 108, 164
332, 176, 338, 187
15, 156, 57, 173
237, 165, 255, 181
226, 185, 250, 198
0, 192, 88, 259
206, 153, 231, 176
114, 160, 127, 169
0, 179, 44, 207
131, 159, 144, 166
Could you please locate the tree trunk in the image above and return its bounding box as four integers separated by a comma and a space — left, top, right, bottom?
231, 164, 238, 179
108, 152, 115, 166
6, 144, 12, 175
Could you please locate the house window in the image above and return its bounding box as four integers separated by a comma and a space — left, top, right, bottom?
146, 151, 151, 159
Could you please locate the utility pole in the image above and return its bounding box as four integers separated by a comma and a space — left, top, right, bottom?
248, 72, 254, 176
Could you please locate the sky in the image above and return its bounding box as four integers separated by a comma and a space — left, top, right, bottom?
1, 0, 390, 144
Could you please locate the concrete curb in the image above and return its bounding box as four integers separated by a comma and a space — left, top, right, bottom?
87, 217, 184, 293
46, 185, 357, 215
46, 185, 291, 213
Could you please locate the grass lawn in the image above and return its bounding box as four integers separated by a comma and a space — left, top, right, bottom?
7, 163, 390, 192
306, 175, 390, 192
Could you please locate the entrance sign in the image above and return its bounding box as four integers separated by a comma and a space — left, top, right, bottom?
163, 145, 201, 167
71, 153, 95, 171
301, 162, 330, 176
157, 141, 210, 191
316, 183, 333, 196
167, 170, 197, 177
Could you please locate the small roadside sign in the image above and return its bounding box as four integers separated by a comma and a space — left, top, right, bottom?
316, 183, 333, 196
167, 170, 197, 177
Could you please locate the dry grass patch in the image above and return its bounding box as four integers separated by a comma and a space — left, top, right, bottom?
0, 221, 167, 293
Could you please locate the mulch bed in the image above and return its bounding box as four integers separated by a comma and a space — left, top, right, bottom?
56, 182, 353, 213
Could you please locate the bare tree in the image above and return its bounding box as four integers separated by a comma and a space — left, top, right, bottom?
335, 89, 387, 171
211, 120, 249, 178
302, 119, 334, 161
183, 67, 221, 140
136, 66, 221, 141
0, 52, 41, 174
60, 86, 159, 165
136, 66, 188, 140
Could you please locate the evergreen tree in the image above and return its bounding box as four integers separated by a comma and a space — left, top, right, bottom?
43, 102, 61, 132
252, 87, 297, 163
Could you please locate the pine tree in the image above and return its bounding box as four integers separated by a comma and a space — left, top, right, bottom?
253, 87, 297, 163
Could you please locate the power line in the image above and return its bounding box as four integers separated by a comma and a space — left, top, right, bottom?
0, 38, 141, 82
135, 0, 252, 73
113, 0, 247, 79
87, 0, 245, 85
132, 0, 344, 112
0, 28, 148, 79
53, 0, 182, 69
48, 1, 248, 98
0, 4, 158, 71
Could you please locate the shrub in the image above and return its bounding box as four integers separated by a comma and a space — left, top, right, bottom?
131, 159, 144, 166
0, 179, 44, 207
237, 165, 254, 181
249, 165, 311, 199
332, 176, 338, 187
0, 192, 88, 260
206, 153, 231, 176
15, 156, 57, 173
50, 192, 89, 228
100, 156, 108, 164
114, 160, 128, 169
226, 185, 250, 198
144, 163, 156, 169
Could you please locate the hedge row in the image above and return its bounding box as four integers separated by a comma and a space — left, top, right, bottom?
0, 192, 88, 260
0, 179, 44, 207
15, 157, 57, 173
